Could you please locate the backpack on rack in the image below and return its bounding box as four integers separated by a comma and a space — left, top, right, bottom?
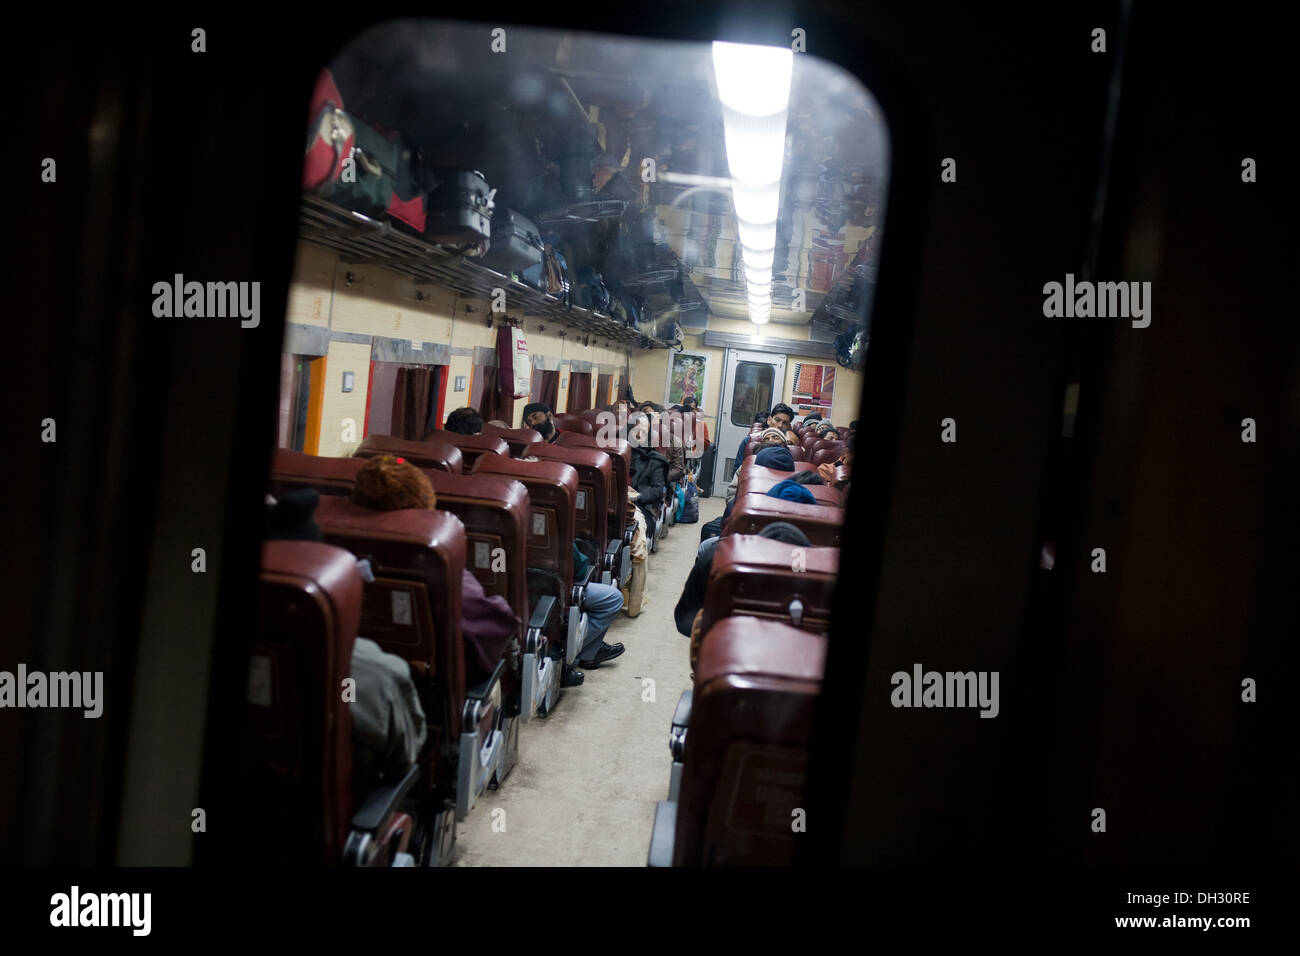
576, 266, 611, 313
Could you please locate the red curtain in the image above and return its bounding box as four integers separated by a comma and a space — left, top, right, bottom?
567, 372, 593, 412
391, 366, 434, 441
535, 370, 560, 411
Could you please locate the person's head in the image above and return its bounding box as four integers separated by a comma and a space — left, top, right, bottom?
766, 479, 816, 506
753, 409, 770, 426
803, 412, 822, 424
265, 488, 324, 541
522, 402, 554, 438
351, 455, 436, 511
444, 407, 484, 435
680, 394, 698, 413
754, 427, 789, 448
626, 412, 652, 448
757, 520, 811, 547
753, 444, 795, 472
768, 403, 794, 431
822, 429, 841, 442
849, 420, 859, 431
639, 401, 660, 416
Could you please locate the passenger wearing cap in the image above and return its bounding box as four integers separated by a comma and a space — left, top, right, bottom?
522, 402, 561, 443
264, 487, 428, 800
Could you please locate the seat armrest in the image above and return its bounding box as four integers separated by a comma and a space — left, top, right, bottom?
671, 689, 693, 729
528, 595, 558, 632
466, 658, 506, 700
603, 538, 621, 568
351, 764, 419, 833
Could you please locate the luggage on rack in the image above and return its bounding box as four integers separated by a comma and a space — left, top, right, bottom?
303, 70, 353, 192
576, 266, 611, 314
519, 235, 571, 303
425, 167, 495, 246
321, 115, 426, 232
483, 206, 543, 274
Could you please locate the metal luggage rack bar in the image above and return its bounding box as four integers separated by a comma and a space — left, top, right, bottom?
297, 194, 649, 348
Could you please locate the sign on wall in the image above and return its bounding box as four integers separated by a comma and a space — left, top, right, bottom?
665, 350, 710, 408
791, 362, 835, 414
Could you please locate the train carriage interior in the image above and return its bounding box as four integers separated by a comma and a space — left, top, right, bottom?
258, 19, 878, 866
9, 3, 1294, 895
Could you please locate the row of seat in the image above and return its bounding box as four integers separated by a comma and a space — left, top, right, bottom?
251, 417, 684, 866
650, 450, 848, 866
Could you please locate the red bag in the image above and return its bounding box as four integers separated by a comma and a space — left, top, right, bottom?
303, 69, 354, 192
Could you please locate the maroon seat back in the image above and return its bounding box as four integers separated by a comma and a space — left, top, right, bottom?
420, 469, 530, 621
314, 498, 467, 748
424, 429, 509, 470
552, 413, 594, 436
354, 434, 463, 474
481, 423, 544, 457
699, 535, 840, 639
250, 541, 361, 864
811, 445, 845, 466
525, 444, 611, 553
738, 461, 817, 481
675, 618, 825, 866
472, 456, 577, 593
269, 449, 365, 498
735, 475, 842, 506
723, 495, 843, 547
558, 431, 632, 528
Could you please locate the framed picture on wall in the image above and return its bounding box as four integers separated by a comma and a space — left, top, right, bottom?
665, 350, 710, 408
790, 362, 836, 415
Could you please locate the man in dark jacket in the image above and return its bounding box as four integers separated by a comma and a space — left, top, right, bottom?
523, 401, 562, 443
628, 413, 669, 535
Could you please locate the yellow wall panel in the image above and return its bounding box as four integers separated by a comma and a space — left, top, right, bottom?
317, 340, 372, 458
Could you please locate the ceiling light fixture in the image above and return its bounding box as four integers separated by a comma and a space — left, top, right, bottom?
714, 40, 793, 326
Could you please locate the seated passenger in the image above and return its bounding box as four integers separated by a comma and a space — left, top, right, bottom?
723, 438, 794, 509
816, 434, 854, 486
674, 520, 812, 637
349, 457, 521, 686
264, 487, 427, 798
522, 402, 562, 443
628, 413, 670, 536
565, 540, 627, 685
703, 446, 803, 541
443, 407, 484, 435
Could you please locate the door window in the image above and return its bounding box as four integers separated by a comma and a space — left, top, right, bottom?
730, 362, 775, 427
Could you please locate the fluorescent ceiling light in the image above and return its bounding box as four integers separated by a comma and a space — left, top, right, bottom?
731, 181, 781, 226
721, 110, 788, 185
750, 310, 771, 325
744, 264, 773, 287
712, 42, 794, 118
736, 220, 777, 254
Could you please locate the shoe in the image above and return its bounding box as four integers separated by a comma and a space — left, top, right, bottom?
579, 642, 625, 669
561, 664, 585, 688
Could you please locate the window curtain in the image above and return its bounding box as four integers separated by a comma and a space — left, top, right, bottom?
391, 366, 434, 441
567, 372, 593, 412
536, 369, 560, 412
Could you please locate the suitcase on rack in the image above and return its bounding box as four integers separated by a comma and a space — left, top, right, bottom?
324, 117, 427, 232
425, 168, 495, 246
483, 206, 543, 274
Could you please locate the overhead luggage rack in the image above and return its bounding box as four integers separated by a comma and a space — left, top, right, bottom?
298, 194, 648, 347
